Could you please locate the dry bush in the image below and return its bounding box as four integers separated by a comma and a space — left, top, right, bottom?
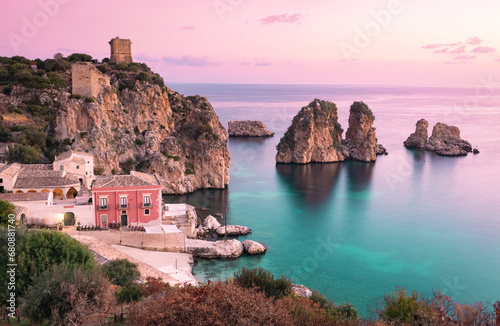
128, 281, 295, 326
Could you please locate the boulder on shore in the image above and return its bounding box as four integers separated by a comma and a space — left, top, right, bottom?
203, 215, 221, 230
242, 239, 266, 255
186, 239, 244, 258
228, 120, 274, 137
342, 101, 387, 162
216, 225, 251, 236
404, 120, 474, 156
292, 284, 312, 298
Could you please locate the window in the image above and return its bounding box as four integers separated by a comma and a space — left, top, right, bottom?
76, 165, 79, 169
99, 197, 108, 209
143, 195, 151, 207
86, 172, 88, 175
101, 214, 107, 224
119, 197, 127, 209
0, 178, 3, 183
144, 209, 150, 215
60, 165, 64, 170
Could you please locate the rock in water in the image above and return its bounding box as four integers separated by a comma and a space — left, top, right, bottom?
203, 215, 221, 230
187, 239, 244, 258
404, 119, 429, 149
342, 101, 386, 162
292, 284, 312, 298
404, 120, 474, 156
426, 122, 472, 156
216, 225, 250, 236
242, 239, 266, 254
276, 99, 344, 163
228, 120, 274, 137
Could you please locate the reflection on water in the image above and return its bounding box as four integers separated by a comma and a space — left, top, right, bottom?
163, 188, 229, 221
275, 163, 342, 205
345, 161, 375, 193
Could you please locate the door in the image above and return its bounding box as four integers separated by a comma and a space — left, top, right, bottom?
120, 211, 128, 226
64, 212, 75, 226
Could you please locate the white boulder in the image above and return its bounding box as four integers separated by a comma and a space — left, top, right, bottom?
242, 239, 267, 255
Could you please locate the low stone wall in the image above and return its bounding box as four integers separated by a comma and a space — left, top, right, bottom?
71, 229, 185, 252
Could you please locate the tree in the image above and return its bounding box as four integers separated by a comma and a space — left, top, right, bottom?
0, 200, 16, 227
16, 230, 95, 296
7, 143, 42, 164
0, 124, 12, 142
102, 259, 140, 287
233, 267, 292, 299
21, 264, 115, 325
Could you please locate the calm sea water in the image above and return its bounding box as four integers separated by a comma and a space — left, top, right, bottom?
165, 84, 500, 316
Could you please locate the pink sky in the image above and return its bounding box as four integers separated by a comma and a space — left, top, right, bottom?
1, 0, 499, 86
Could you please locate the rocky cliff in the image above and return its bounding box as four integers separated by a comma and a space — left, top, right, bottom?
404, 120, 474, 156
275, 99, 344, 164
342, 101, 387, 162
52, 82, 230, 194
228, 120, 274, 137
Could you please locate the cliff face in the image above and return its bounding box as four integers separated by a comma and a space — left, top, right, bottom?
404, 120, 473, 156
276, 99, 343, 164
342, 101, 386, 162
52, 82, 230, 194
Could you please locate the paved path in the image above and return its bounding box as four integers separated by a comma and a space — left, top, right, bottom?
69, 234, 195, 286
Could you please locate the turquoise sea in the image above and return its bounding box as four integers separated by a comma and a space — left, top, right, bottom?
165, 84, 500, 316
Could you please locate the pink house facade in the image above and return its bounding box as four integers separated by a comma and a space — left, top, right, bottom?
92, 171, 162, 227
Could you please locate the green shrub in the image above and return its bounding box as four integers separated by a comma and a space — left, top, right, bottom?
135, 138, 143, 145
7, 104, 23, 114
69, 94, 81, 100
0, 200, 16, 227
7, 143, 41, 164
21, 264, 115, 325
379, 287, 422, 325
83, 96, 95, 103
136, 71, 151, 83
96, 65, 106, 74
2, 84, 14, 95
0, 124, 12, 142
79, 131, 88, 137
117, 284, 142, 304
350, 101, 375, 120
166, 154, 181, 161
134, 126, 140, 133
233, 267, 292, 299
116, 63, 128, 71
47, 71, 66, 88
111, 168, 117, 175
67, 53, 93, 62
119, 78, 135, 91
102, 259, 140, 287
11, 125, 27, 132
184, 168, 194, 175
119, 157, 136, 174
94, 166, 105, 176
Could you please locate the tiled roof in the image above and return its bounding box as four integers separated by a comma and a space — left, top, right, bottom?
17, 170, 63, 178
0, 163, 22, 177
93, 173, 160, 189
14, 175, 80, 188
20, 164, 53, 171
54, 150, 92, 162
0, 192, 50, 202
71, 157, 86, 164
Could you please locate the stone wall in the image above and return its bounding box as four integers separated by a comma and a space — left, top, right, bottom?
71, 62, 110, 98
109, 37, 133, 64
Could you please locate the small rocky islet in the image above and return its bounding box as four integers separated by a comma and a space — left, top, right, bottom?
228, 120, 274, 137
404, 119, 479, 156
275, 99, 387, 164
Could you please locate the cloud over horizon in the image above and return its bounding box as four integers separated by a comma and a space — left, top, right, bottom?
260, 13, 304, 24
162, 56, 220, 66
471, 46, 496, 53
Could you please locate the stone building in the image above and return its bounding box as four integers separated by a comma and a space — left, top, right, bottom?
71, 62, 110, 98
109, 37, 133, 64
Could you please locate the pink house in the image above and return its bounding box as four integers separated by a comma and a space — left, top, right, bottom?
92, 171, 162, 227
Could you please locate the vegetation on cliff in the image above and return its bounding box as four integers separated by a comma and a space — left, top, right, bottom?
0, 53, 230, 194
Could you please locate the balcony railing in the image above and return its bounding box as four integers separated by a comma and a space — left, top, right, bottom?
117, 203, 129, 210
141, 202, 152, 208
97, 205, 109, 211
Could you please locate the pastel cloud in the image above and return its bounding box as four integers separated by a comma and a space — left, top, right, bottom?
450, 46, 466, 54
467, 36, 482, 45
454, 55, 475, 60
255, 61, 272, 66
471, 46, 496, 53
260, 13, 304, 24
421, 44, 442, 49
180, 25, 195, 30
434, 48, 449, 53
162, 56, 220, 66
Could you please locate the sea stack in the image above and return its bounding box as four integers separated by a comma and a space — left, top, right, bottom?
342, 101, 387, 162
404, 120, 474, 156
275, 99, 344, 164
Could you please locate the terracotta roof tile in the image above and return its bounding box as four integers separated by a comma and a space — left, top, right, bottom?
14, 176, 80, 188
0, 192, 50, 202
0, 163, 22, 177
93, 173, 160, 189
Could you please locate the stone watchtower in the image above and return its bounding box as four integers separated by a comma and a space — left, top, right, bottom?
109, 37, 133, 64
71, 62, 110, 98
